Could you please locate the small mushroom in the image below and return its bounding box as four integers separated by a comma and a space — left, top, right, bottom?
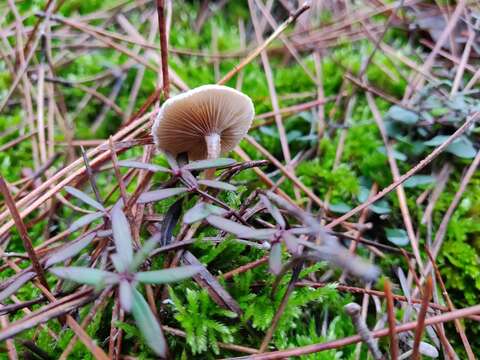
152, 85, 254, 161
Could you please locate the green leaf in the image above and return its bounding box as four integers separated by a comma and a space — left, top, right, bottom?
183, 158, 236, 171
137, 187, 188, 204
424, 136, 476, 158
404, 175, 435, 188
197, 180, 236, 191
385, 228, 409, 246
387, 105, 419, 124
328, 202, 352, 214
377, 146, 407, 161
136, 265, 202, 284
131, 289, 166, 357
65, 186, 105, 212
50, 267, 118, 286
111, 205, 133, 270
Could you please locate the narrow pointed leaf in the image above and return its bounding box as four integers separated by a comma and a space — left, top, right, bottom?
45, 232, 95, 267
197, 179, 236, 191
130, 233, 162, 271
283, 232, 299, 253
288, 227, 315, 235
269, 243, 282, 275
64, 186, 105, 212
183, 158, 236, 171
132, 289, 167, 357
183, 202, 226, 224
0, 272, 35, 302
111, 205, 133, 267
137, 187, 187, 204
118, 160, 170, 173
164, 151, 179, 170
260, 194, 285, 228
119, 280, 133, 312
68, 211, 104, 233
136, 265, 202, 284
159, 198, 183, 246
50, 267, 117, 286
206, 215, 275, 239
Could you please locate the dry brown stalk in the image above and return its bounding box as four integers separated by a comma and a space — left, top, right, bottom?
411, 276, 433, 360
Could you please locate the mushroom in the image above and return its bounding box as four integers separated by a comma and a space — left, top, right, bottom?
152, 85, 254, 161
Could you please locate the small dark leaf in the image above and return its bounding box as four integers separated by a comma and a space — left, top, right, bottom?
111, 205, 133, 269
269, 243, 282, 275
119, 280, 133, 312
377, 146, 407, 161
50, 267, 118, 286
67, 211, 104, 233
197, 179, 236, 191
328, 202, 352, 214
65, 186, 105, 212
206, 215, 276, 239
45, 232, 95, 267
132, 289, 167, 357
0, 272, 35, 302
136, 265, 202, 284
183, 158, 236, 171
118, 160, 170, 173
137, 188, 188, 204
260, 194, 285, 228
160, 198, 183, 246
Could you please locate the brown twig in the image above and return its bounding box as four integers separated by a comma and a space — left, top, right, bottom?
384, 280, 399, 360
156, 0, 170, 98
411, 276, 433, 360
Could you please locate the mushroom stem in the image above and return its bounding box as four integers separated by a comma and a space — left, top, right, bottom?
205, 133, 221, 160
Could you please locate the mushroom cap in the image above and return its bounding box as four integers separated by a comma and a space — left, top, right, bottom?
152, 85, 254, 160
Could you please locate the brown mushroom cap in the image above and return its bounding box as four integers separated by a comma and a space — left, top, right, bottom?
152, 85, 254, 160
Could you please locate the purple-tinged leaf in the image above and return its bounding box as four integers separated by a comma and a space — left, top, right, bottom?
118, 160, 170, 173
111, 205, 133, 268
50, 267, 118, 286
45, 233, 95, 267
64, 186, 105, 212
130, 233, 162, 271
136, 265, 202, 284
137, 187, 187, 204
0, 272, 35, 302
183, 158, 236, 171
183, 202, 226, 224
269, 243, 282, 275
289, 227, 315, 235
119, 280, 133, 312
97, 229, 113, 237
206, 215, 276, 240
159, 198, 183, 247
164, 151, 179, 170
111, 253, 126, 273
197, 180, 236, 191
67, 211, 104, 233
132, 289, 167, 357
283, 232, 299, 254
179, 169, 198, 188
260, 194, 285, 228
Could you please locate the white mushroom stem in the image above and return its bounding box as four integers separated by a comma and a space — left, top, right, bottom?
205, 133, 221, 160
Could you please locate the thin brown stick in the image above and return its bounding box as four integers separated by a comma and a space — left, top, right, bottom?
229, 302, 480, 359
0, 177, 49, 289
156, 0, 169, 98
411, 276, 433, 360
384, 280, 399, 360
